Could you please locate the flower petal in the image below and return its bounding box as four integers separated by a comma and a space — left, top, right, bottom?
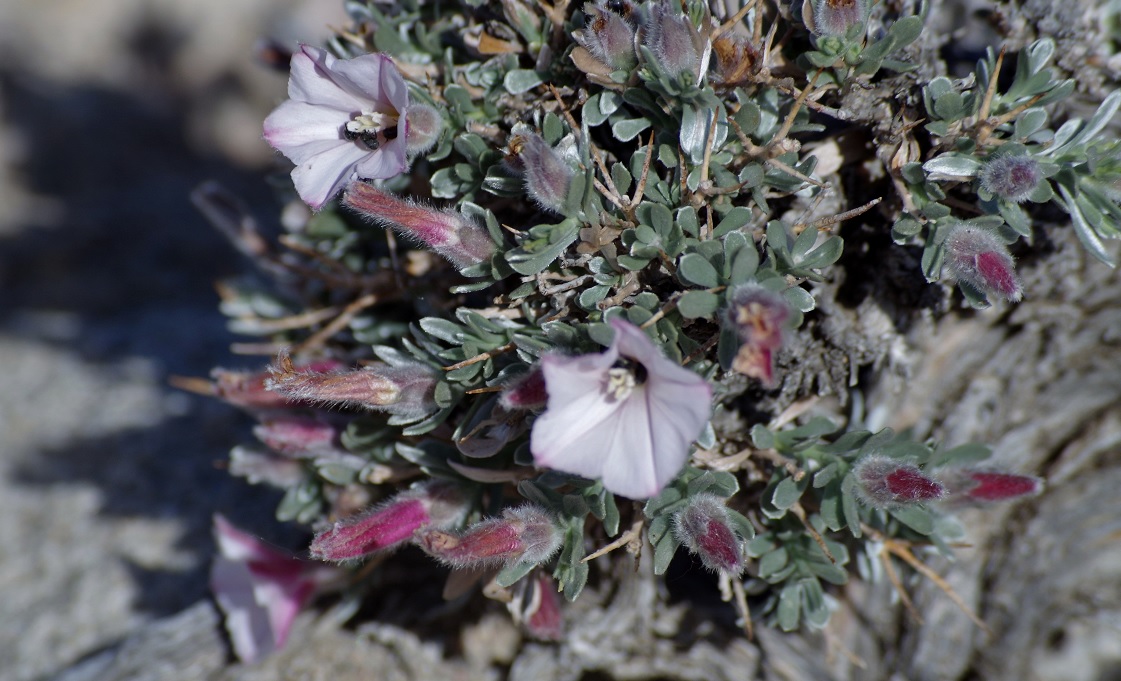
331, 52, 409, 114
211, 556, 276, 663
291, 142, 370, 210
355, 134, 409, 179
264, 101, 351, 165
287, 45, 366, 112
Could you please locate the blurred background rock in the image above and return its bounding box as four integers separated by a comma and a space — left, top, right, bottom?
0, 1, 347, 678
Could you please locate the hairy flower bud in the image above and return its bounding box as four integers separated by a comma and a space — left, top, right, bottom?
941, 469, 1043, 503
404, 103, 444, 156
343, 182, 495, 270
253, 416, 339, 456
498, 367, 548, 411
673, 493, 746, 574
508, 131, 574, 214
209, 360, 343, 410
943, 225, 1023, 303
310, 482, 471, 561
577, 1, 638, 71
803, 0, 870, 37
853, 456, 946, 508
727, 285, 790, 387
980, 155, 1042, 203
645, 0, 700, 80
508, 572, 564, 641
417, 505, 562, 569
266, 350, 439, 420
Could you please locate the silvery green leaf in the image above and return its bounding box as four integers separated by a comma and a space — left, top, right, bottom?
1060, 186, 1116, 266
783, 286, 816, 313
680, 105, 711, 164
1069, 90, 1121, 149
887, 15, 923, 47
733, 99, 761, 136
677, 252, 720, 288
758, 547, 789, 578
772, 476, 804, 510
678, 290, 720, 318
612, 117, 651, 142
889, 505, 934, 535
923, 155, 982, 177
503, 69, 542, 94
496, 559, 537, 587
777, 582, 803, 631
583, 94, 609, 126
1014, 107, 1047, 140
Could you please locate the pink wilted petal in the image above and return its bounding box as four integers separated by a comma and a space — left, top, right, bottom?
531, 319, 712, 499
211, 515, 335, 662
965, 471, 1041, 500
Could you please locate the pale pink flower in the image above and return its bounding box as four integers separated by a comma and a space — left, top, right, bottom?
210, 515, 340, 663
530, 319, 712, 499
264, 45, 410, 210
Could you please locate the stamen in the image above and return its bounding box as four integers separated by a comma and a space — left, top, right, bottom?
605, 367, 636, 400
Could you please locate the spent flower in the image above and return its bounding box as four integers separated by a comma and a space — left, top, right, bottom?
979, 155, 1043, 203
673, 494, 747, 574
530, 319, 712, 500
417, 504, 563, 569
943, 225, 1024, 302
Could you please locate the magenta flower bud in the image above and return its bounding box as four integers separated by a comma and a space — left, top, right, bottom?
672, 493, 746, 574
508, 572, 564, 641
853, 456, 946, 508
253, 417, 339, 456
498, 367, 548, 411
941, 469, 1043, 503
266, 350, 439, 420
404, 103, 444, 156
645, 0, 700, 79
803, 0, 871, 37
943, 225, 1023, 302
577, 2, 638, 71
980, 155, 1042, 203
726, 285, 790, 387
417, 504, 562, 569
343, 182, 495, 270
508, 131, 574, 214
310, 482, 471, 561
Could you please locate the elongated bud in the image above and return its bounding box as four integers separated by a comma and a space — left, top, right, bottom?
343, 182, 495, 270
577, 2, 638, 70
498, 367, 548, 411
253, 417, 339, 456
672, 493, 746, 574
310, 482, 471, 561
941, 469, 1044, 503
943, 225, 1023, 302
727, 285, 790, 387
508, 572, 564, 641
209, 360, 343, 409
804, 0, 870, 37
645, 0, 700, 80
266, 350, 439, 420
979, 155, 1042, 203
417, 504, 562, 569
405, 104, 444, 156
853, 455, 946, 508
508, 131, 573, 214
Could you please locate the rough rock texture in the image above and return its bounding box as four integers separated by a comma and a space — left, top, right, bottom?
3, 0, 1120, 679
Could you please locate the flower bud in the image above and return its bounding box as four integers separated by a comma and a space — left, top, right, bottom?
853, 455, 946, 508
941, 469, 1043, 503
803, 0, 870, 37
576, 1, 638, 71
498, 367, 548, 411
253, 417, 340, 456
508, 131, 574, 214
645, 0, 700, 80
266, 350, 439, 420
309, 482, 471, 561
672, 493, 746, 574
726, 285, 790, 387
508, 572, 564, 641
943, 225, 1023, 303
417, 504, 562, 569
404, 103, 444, 156
343, 182, 495, 270
979, 155, 1042, 203
209, 360, 343, 410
